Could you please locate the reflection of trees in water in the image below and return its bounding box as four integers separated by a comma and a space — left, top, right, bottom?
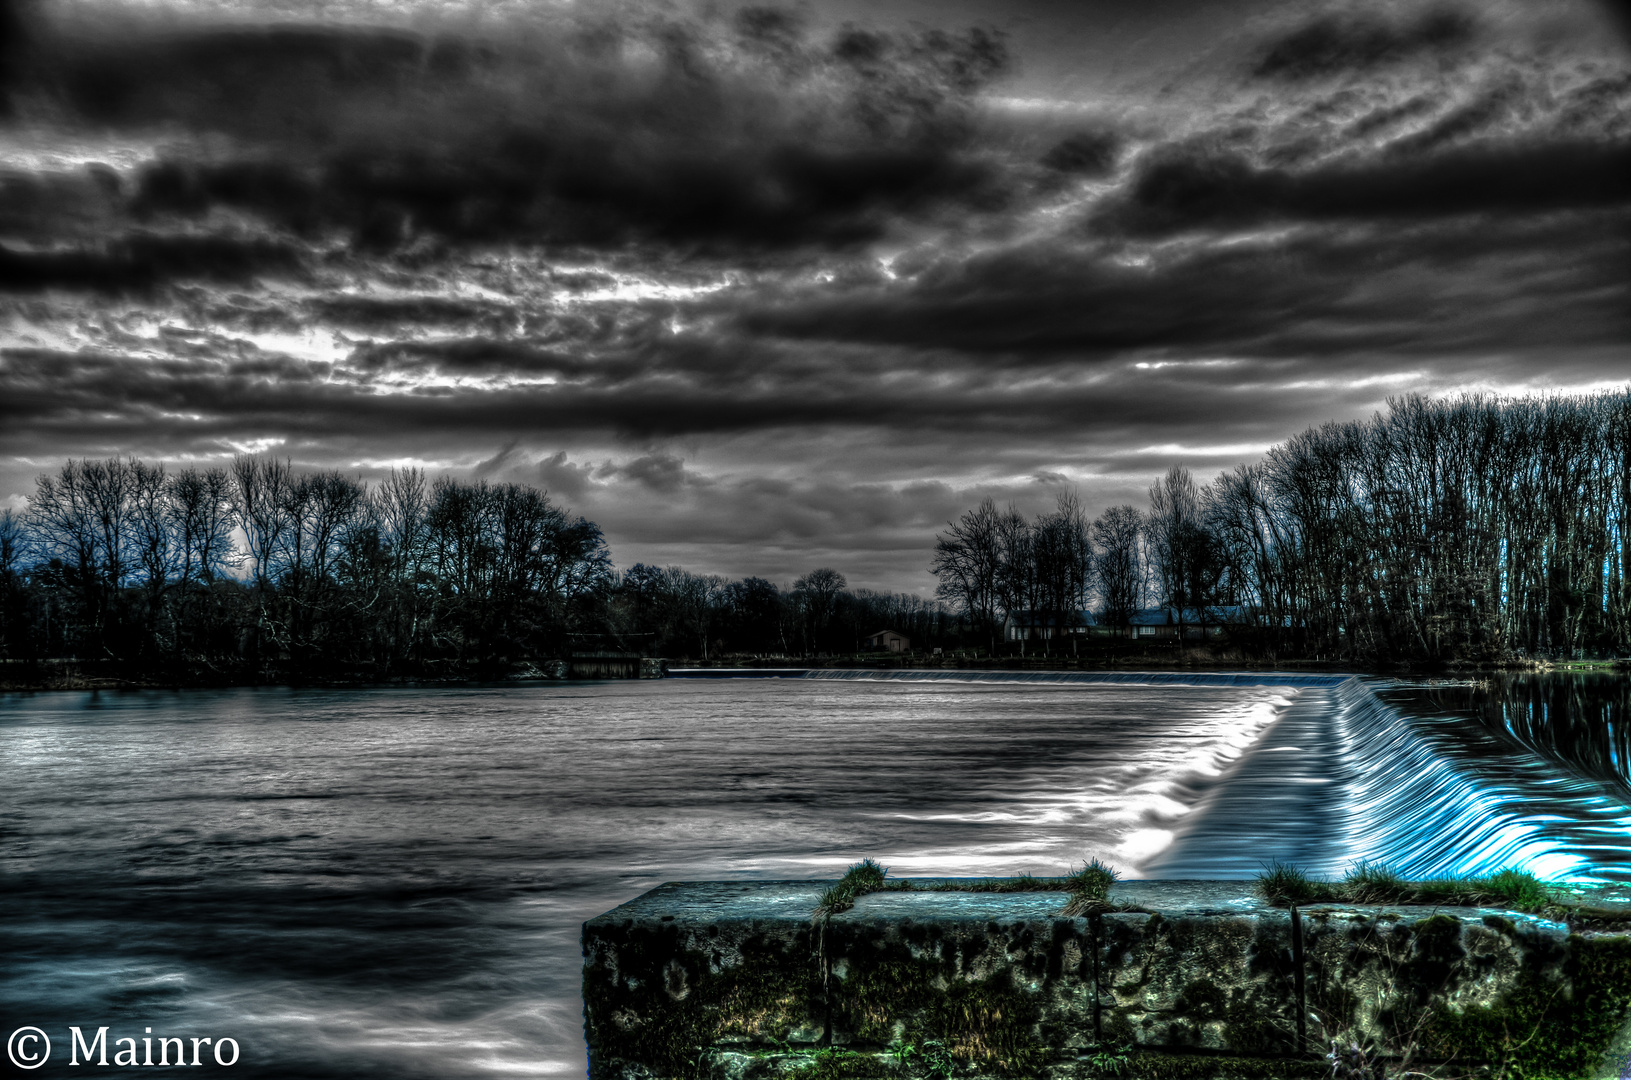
1409, 675, 1631, 802
1479, 675, 1631, 801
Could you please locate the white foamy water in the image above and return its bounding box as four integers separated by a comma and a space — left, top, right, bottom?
0, 678, 1293, 1079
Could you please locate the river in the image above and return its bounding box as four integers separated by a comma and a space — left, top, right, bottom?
2, 673, 1628, 1077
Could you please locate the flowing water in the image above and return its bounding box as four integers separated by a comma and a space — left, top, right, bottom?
1, 673, 1629, 1077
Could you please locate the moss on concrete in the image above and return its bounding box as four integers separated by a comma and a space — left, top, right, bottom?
829, 932, 1046, 1075
583, 924, 824, 1079
1100, 909, 1299, 1056
584, 880, 1631, 1080
1421, 931, 1631, 1079
1301, 900, 1631, 1078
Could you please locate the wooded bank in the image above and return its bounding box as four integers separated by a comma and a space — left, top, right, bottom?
6, 391, 1631, 684
935, 391, 1631, 668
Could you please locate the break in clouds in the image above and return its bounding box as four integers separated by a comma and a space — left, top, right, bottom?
1, 0, 1628, 590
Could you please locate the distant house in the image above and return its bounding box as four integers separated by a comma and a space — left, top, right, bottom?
1005, 606, 1243, 642
865, 629, 911, 653
1003, 609, 1108, 641
1126, 606, 1244, 641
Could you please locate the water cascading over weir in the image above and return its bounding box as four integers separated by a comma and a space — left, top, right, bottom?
584, 672, 1631, 1079
1146, 674, 1631, 882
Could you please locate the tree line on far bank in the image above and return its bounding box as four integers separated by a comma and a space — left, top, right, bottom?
0, 455, 956, 678
608, 564, 952, 660
0, 457, 615, 678
931, 391, 1631, 666
9, 390, 1628, 679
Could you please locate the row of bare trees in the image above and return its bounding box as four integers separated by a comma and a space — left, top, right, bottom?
0, 454, 955, 673
932, 493, 1155, 652
605, 564, 954, 658
13, 391, 1617, 674
932, 392, 1631, 665
1210, 392, 1631, 663
0, 456, 611, 677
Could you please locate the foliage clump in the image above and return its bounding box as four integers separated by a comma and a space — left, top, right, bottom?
814, 858, 893, 918
1062, 857, 1121, 915
1257, 860, 1561, 914
1257, 861, 1328, 906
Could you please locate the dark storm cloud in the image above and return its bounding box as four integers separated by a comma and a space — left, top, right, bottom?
1105, 138, 1631, 234
0, 165, 123, 240
605, 452, 696, 495
536, 452, 597, 501
344, 339, 603, 381
0, 337, 1530, 455
0, 234, 306, 293
594, 472, 960, 548
1102, 53, 1631, 233
729, 27, 1631, 367
309, 294, 520, 337
2, 4, 1010, 264
736, 211, 1631, 358
1039, 130, 1122, 176
1250, 7, 1478, 81
1605, 0, 1631, 42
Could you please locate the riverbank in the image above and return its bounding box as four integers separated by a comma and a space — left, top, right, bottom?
669, 651, 1631, 676
0, 654, 666, 691
1, 651, 1625, 692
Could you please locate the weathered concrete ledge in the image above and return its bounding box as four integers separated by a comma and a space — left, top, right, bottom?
582, 880, 1631, 1080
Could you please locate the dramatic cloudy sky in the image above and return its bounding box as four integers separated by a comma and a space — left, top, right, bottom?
2, 0, 1628, 592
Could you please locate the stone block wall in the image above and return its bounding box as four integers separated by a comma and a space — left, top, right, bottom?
581, 880, 1631, 1080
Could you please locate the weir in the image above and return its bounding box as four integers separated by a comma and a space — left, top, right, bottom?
1155, 676, 1631, 883
584, 673, 1631, 1077
668, 668, 1348, 688
672, 670, 1631, 884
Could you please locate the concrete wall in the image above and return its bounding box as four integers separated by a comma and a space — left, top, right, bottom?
581, 879, 1631, 1080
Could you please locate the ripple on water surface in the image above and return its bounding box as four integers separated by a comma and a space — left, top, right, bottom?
0, 677, 1291, 1078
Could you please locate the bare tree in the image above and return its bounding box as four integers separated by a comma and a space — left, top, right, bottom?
931, 497, 1003, 653
376, 467, 428, 584
0, 508, 26, 657
794, 567, 846, 654
0, 508, 24, 579
30, 462, 102, 585
29, 459, 137, 654
170, 467, 236, 585
232, 455, 293, 591
1092, 505, 1145, 631
4, 453, 622, 673
993, 505, 1038, 652
665, 568, 724, 659
1032, 492, 1094, 654
304, 471, 365, 585
1147, 466, 1227, 644
129, 460, 171, 591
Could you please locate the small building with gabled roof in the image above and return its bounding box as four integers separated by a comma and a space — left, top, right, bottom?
864, 629, 911, 653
